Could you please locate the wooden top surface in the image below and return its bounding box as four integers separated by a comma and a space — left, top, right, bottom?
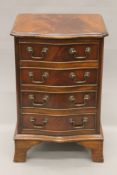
11, 14, 108, 38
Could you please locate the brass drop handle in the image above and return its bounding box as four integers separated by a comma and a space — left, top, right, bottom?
69, 71, 90, 84
28, 71, 49, 84
30, 117, 48, 129
69, 47, 91, 59
27, 46, 48, 60
69, 94, 90, 107
28, 94, 49, 107
69, 117, 88, 129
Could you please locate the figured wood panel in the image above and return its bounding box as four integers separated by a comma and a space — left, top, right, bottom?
11, 14, 108, 38
21, 91, 97, 109
19, 42, 99, 61
20, 68, 98, 86
11, 13, 107, 162
21, 113, 96, 136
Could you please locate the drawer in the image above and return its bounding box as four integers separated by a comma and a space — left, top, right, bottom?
19, 43, 99, 62
21, 91, 97, 109
21, 114, 96, 135
20, 68, 98, 86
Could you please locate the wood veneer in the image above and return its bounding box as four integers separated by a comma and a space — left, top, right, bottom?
11, 14, 108, 162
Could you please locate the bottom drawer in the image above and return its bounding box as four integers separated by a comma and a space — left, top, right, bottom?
21, 114, 97, 136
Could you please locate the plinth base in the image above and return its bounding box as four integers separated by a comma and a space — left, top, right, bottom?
14, 128, 104, 162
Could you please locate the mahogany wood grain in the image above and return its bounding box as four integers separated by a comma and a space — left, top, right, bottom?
11, 14, 108, 38
21, 113, 96, 135
21, 91, 97, 109
14, 128, 104, 162
14, 140, 42, 162
11, 14, 108, 162
19, 42, 99, 61
21, 85, 97, 93
21, 107, 97, 116
20, 60, 99, 69
20, 68, 98, 86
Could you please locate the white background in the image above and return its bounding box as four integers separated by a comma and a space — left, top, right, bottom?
0, 0, 117, 174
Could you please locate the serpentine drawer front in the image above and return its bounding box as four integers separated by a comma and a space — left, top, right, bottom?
21, 114, 96, 135
19, 43, 99, 61
20, 68, 98, 86
21, 91, 97, 109
11, 14, 108, 162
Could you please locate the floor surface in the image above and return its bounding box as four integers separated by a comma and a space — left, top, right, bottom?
0, 126, 116, 175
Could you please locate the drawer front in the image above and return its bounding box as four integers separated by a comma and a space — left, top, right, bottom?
19, 43, 99, 62
21, 114, 96, 135
21, 91, 97, 109
20, 68, 98, 86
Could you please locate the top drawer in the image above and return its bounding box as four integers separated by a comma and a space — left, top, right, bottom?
19, 43, 99, 62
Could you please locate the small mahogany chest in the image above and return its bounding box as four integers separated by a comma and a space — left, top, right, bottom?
11, 14, 108, 162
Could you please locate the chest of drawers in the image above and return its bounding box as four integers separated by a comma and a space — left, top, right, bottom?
11, 14, 108, 162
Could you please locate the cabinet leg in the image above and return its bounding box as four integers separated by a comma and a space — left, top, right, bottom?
14, 140, 42, 162
91, 141, 104, 162
79, 140, 104, 162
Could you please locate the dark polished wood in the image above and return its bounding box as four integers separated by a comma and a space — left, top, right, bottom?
20, 68, 98, 86
21, 113, 96, 135
21, 91, 97, 109
11, 14, 108, 162
19, 42, 99, 61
